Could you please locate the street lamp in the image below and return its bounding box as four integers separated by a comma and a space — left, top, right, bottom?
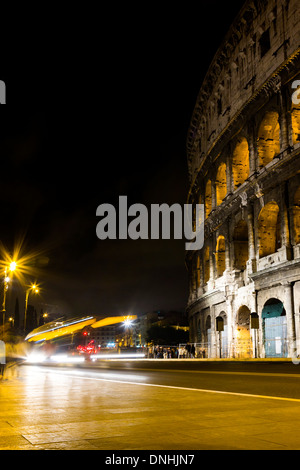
2, 261, 18, 337
123, 317, 133, 347
24, 284, 39, 332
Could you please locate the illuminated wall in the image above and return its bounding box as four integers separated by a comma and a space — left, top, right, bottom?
216, 163, 227, 205
186, 0, 300, 359
232, 138, 249, 190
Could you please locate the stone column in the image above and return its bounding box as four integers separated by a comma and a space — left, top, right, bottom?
279, 89, 290, 152
248, 126, 257, 175
211, 178, 216, 211
283, 281, 296, 358
224, 223, 231, 272
226, 294, 234, 358
249, 290, 260, 358
210, 305, 217, 358
279, 185, 292, 260
247, 204, 256, 272
208, 235, 215, 286
226, 154, 233, 195
199, 250, 205, 288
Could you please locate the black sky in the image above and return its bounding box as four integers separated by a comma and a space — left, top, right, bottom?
0, 1, 246, 318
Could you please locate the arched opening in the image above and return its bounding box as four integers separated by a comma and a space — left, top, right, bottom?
216, 236, 226, 277
216, 312, 228, 358
258, 201, 281, 258
204, 246, 210, 284
216, 162, 227, 205
233, 220, 249, 270
262, 298, 287, 357
235, 305, 252, 358
293, 187, 300, 245
257, 111, 280, 167
292, 102, 300, 145
205, 180, 212, 218
232, 137, 249, 189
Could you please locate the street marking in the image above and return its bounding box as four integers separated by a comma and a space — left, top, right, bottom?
89, 367, 300, 379
43, 369, 300, 403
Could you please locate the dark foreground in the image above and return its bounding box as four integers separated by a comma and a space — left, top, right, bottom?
1, 359, 300, 450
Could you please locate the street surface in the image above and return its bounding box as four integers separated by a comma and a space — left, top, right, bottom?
1, 359, 300, 450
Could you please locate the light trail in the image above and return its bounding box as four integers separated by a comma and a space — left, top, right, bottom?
33, 367, 300, 404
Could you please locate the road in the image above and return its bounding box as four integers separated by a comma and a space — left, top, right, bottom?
1, 359, 300, 450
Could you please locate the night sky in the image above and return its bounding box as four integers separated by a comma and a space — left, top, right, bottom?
0, 2, 245, 319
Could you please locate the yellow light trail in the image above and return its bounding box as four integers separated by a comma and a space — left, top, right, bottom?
25, 315, 137, 343
25, 317, 96, 342
91, 315, 137, 329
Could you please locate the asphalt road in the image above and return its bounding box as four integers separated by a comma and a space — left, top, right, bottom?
80, 359, 300, 399
1, 359, 300, 450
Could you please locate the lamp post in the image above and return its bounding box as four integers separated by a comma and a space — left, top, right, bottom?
24, 284, 39, 332
2, 262, 17, 338
123, 318, 133, 347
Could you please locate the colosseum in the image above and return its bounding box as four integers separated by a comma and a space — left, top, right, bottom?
186, 0, 300, 359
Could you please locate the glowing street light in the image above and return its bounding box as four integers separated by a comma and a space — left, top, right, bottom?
9, 261, 17, 272
2, 261, 19, 337
24, 283, 40, 332
123, 316, 134, 347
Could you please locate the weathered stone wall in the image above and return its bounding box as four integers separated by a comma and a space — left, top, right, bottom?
186, 0, 300, 359
187, 0, 300, 183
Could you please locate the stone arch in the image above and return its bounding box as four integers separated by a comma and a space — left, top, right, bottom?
205, 180, 212, 218
233, 220, 248, 270
258, 201, 281, 258
292, 101, 300, 145
216, 235, 226, 277
262, 298, 287, 358
236, 305, 252, 358
216, 162, 227, 205
232, 137, 250, 190
257, 111, 280, 167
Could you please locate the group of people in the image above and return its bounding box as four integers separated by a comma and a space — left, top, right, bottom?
148, 346, 178, 358
148, 343, 203, 359
180, 343, 195, 358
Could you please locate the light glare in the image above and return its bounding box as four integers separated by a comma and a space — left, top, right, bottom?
9, 261, 17, 271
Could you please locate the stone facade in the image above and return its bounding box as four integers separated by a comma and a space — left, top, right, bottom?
186, 0, 300, 358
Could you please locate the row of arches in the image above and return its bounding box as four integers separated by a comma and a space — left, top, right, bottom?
193, 298, 288, 358
205, 136, 250, 215
192, 189, 300, 290
202, 106, 300, 218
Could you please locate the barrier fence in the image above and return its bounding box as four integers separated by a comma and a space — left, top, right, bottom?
147, 338, 289, 359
